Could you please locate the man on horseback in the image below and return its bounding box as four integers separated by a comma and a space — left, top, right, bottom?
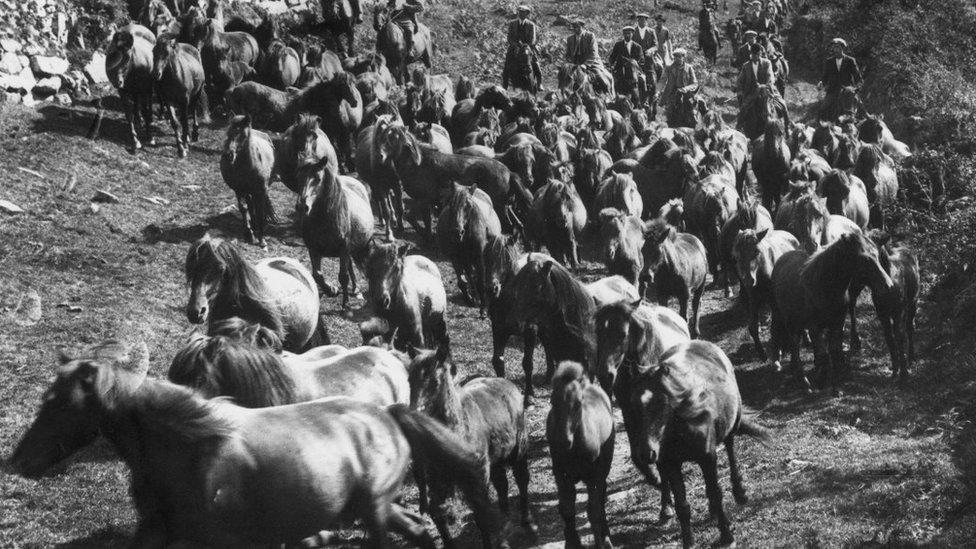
818, 37, 862, 120
736, 43, 775, 109
657, 48, 698, 126
608, 26, 645, 74
387, 0, 424, 54
565, 19, 602, 66
503, 5, 541, 90
634, 13, 662, 82
734, 29, 757, 67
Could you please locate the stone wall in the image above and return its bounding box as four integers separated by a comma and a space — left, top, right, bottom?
0, 0, 82, 106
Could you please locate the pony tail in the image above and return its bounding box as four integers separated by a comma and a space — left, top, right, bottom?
264, 192, 279, 225
737, 408, 771, 443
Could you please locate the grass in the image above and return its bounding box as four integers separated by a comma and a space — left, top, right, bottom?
0, 0, 970, 547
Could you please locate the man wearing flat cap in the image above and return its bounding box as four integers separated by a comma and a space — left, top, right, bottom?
608, 26, 645, 74
504, 5, 541, 90
736, 41, 776, 126
635, 13, 662, 82
653, 14, 673, 67
658, 48, 697, 126
566, 19, 602, 67
819, 37, 862, 119
735, 29, 758, 67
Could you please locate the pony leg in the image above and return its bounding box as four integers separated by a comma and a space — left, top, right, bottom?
662, 462, 694, 549
556, 477, 582, 548
429, 487, 457, 549
236, 194, 254, 243
907, 306, 917, 365
489, 462, 510, 515
512, 454, 536, 533
164, 103, 186, 158
308, 250, 337, 297
388, 503, 435, 549
521, 324, 538, 406
700, 455, 735, 547
878, 314, 900, 378
140, 94, 154, 147
188, 93, 200, 143
451, 259, 470, 304
476, 251, 488, 319
414, 462, 429, 515
491, 320, 509, 378
178, 103, 191, 153
658, 471, 675, 523
124, 93, 142, 151
678, 293, 692, 337
338, 252, 350, 308
746, 291, 767, 361
586, 478, 610, 548
252, 191, 267, 248
361, 498, 392, 549
826, 322, 846, 393
690, 285, 704, 340
725, 435, 749, 504
848, 286, 862, 352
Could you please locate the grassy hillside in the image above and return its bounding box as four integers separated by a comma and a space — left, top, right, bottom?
0, 0, 972, 547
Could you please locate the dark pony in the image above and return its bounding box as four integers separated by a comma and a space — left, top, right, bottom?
511, 256, 597, 381
697, 7, 722, 65
320, 0, 358, 57
503, 43, 541, 93
751, 119, 792, 212
437, 182, 502, 316
737, 84, 789, 140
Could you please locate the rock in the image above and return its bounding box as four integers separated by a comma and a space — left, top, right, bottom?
0, 67, 35, 92
0, 199, 25, 214
53, 92, 71, 105
84, 52, 107, 84
32, 75, 60, 96
3, 92, 20, 104
0, 38, 21, 53
57, 302, 83, 313
92, 189, 120, 203
12, 290, 42, 326
0, 51, 22, 74
31, 55, 69, 76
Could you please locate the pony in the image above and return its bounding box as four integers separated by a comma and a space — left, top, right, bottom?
407, 341, 536, 546
718, 199, 774, 293
751, 119, 792, 212
451, 86, 513, 147
256, 39, 301, 90
220, 115, 275, 246
633, 147, 698, 219
530, 180, 588, 268
819, 169, 870, 230
485, 241, 545, 405
294, 46, 343, 88
194, 19, 259, 101
103, 25, 156, 151
320, 0, 358, 57
184, 234, 324, 352
356, 115, 403, 240
770, 232, 894, 392
737, 84, 789, 140
11, 340, 499, 548
774, 181, 829, 253
852, 144, 899, 229
595, 172, 643, 218
139, 0, 176, 36
576, 147, 614, 209
641, 219, 708, 339
373, 4, 434, 84
613, 58, 649, 110
511, 256, 597, 386
558, 63, 615, 100
297, 158, 373, 308
618, 340, 768, 548
867, 230, 920, 382
811, 121, 860, 169
417, 88, 453, 128
455, 75, 477, 101
858, 113, 912, 161
697, 6, 722, 65
357, 71, 391, 104
824, 85, 863, 122
547, 361, 615, 549
683, 173, 740, 296
168, 321, 409, 407
598, 207, 645, 287
602, 111, 641, 161
495, 142, 556, 193
658, 198, 686, 231
732, 228, 801, 361
312, 71, 362, 173
275, 114, 339, 195
503, 43, 541, 94
669, 86, 705, 129
364, 240, 447, 350
152, 34, 206, 158
437, 183, 503, 316
788, 148, 831, 184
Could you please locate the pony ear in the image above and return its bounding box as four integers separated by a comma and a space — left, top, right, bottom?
241, 114, 252, 128
756, 228, 770, 242
630, 297, 642, 309
540, 260, 555, 278
468, 182, 478, 195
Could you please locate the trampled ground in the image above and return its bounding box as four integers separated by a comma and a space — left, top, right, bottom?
0, 0, 968, 547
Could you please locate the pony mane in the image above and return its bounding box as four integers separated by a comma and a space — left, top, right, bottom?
132, 381, 235, 441
537, 259, 595, 349
184, 237, 284, 337
801, 233, 866, 293
169, 332, 298, 408
735, 200, 760, 227
293, 113, 320, 136
789, 192, 828, 239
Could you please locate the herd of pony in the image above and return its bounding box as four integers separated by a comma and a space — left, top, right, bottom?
12, 0, 924, 548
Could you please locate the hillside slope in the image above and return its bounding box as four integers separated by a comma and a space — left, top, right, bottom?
0, 0, 968, 547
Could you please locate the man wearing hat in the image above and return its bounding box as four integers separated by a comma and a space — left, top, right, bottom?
634, 13, 661, 81
387, 0, 425, 55
819, 37, 862, 119
565, 19, 602, 67
750, 6, 777, 36
608, 25, 645, 74
736, 42, 776, 113
653, 14, 673, 67
735, 29, 758, 67
504, 5, 541, 90
657, 47, 697, 126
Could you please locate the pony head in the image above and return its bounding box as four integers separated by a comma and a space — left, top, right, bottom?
641, 218, 677, 283
405, 338, 454, 412
296, 156, 336, 215
10, 340, 149, 478
594, 298, 645, 382
549, 361, 588, 450
365, 239, 412, 311
221, 114, 252, 166
731, 228, 769, 289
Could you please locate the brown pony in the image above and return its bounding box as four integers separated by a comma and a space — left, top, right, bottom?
751, 120, 792, 212
774, 182, 829, 253
683, 173, 740, 296
356, 115, 403, 240
732, 228, 801, 361
531, 180, 588, 268
852, 144, 899, 229
819, 169, 870, 230
598, 207, 645, 287
737, 84, 789, 140
619, 340, 768, 548
103, 24, 156, 151
641, 219, 709, 338
547, 361, 615, 549
320, 0, 359, 57
152, 34, 207, 158
718, 199, 773, 293
11, 340, 497, 548
194, 18, 259, 97
407, 341, 535, 547
770, 232, 894, 392
297, 159, 373, 308
275, 114, 339, 195
220, 115, 275, 246
256, 39, 301, 90
867, 230, 920, 382
373, 4, 434, 84
595, 172, 643, 218
437, 183, 503, 316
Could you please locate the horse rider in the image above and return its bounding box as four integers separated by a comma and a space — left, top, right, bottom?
750, 5, 777, 36
736, 42, 775, 124
387, 0, 424, 54
818, 37, 862, 119
653, 14, 673, 67
735, 29, 758, 67
608, 25, 645, 76
657, 48, 697, 126
565, 19, 602, 67
504, 5, 541, 88
634, 13, 661, 80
